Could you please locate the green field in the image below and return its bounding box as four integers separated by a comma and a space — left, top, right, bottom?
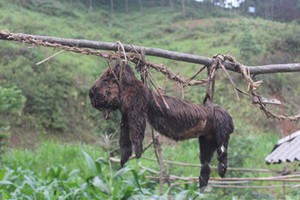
1, 0, 300, 199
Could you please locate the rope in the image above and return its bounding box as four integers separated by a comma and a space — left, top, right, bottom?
221, 54, 300, 121
195, 53, 300, 121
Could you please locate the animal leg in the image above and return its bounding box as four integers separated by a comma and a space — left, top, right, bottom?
128, 112, 146, 159
119, 115, 132, 167
213, 107, 233, 178
216, 135, 230, 178
198, 136, 217, 189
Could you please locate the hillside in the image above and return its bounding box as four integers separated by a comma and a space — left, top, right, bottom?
0, 1, 300, 198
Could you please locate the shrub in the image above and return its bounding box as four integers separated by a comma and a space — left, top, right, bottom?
0, 86, 26, 114
238, 32, 261, 63
0, 86, 26, 154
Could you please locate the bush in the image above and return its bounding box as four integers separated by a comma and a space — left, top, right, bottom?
1, 62, 76, 131
0, 45, 121, 134
0, 86, 26, 114
238, 32, 261, 64
0, 86, 26, 154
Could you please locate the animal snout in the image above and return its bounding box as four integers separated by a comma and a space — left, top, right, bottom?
111, 98, 120, 108
89, 86, 104, 99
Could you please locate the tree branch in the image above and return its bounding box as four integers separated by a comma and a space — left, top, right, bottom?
1, 30, 300, 75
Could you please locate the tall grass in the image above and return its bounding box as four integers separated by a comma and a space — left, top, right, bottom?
1, 142, 103, 178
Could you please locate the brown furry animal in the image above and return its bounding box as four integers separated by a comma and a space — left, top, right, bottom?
89, 64, 234, 188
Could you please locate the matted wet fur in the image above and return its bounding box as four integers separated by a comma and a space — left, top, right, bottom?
89, 64, 234, 188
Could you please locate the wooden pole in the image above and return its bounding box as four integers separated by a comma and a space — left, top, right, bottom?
151, 128, 166, 195
1, 30, 300, 75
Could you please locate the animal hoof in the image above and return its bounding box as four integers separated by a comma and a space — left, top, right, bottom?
134, 148, 142, 159
120, 153, 131, 167
133, 145, 143, 159
218, 163, 227, 178
199, 176, 208, 189
120, 159, 125, 167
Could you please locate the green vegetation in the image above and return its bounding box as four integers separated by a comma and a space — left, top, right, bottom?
0, 86, 26, 154
0, 143, 154, 199
0, 0, 300, 199
1, 136, 299, 199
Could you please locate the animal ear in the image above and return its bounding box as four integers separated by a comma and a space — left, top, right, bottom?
104, 69, 115, 79
113, 64, 121, 74
106, 70, 111, 75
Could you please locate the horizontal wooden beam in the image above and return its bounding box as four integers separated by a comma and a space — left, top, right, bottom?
1, 30, 300, 75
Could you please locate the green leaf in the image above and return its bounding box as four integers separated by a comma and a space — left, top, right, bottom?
68, 169, 80, 178
113, 167, 131, 180
0, 180, 15, 186
0, 169, 7, 181
174, 190, 189, 200
92, 176, 109, 194
95, 158, 104, 174
43, 190, 51, 200
130, 169, 141, 191
82, 150, 98, 177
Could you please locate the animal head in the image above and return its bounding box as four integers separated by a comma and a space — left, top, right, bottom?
89, 67, 121, 119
